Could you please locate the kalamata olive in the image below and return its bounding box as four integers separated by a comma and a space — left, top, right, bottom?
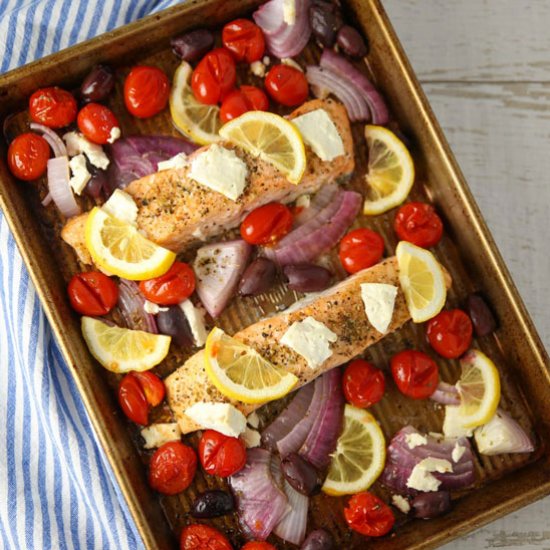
301, 529, 334, 550
191, 490, 234, 519
411, 491, 451, 519
239, 257, 278, 296
170, 29, 215, 62
156, 305, 194, 348
84, 169, 107, 199
309, 1, 343, 47
465, 293, 497, 337
284, 264, 332, 293
281, 453, 321, 496
336, 25, 368, 57
80, 65, 115, 102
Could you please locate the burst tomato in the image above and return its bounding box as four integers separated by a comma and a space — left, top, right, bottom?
390, 350, 439, 399
264, 64, 308, 107
220, 85, 269, 123
118, 371, 165, 425
426, 309, 473, 359
180, 524, 232, 550
240, 202, 293, 245
149, 441, 197, 495
394, 202, 443, 248
339, 228, 384, 274
139, 262, 196, 305
344, 492, 395, 537
77, 102, 120, 145
124, 66, 170, 118
29, 87, 77, 128
191, 48, 237, 105
343, 359, 385, 408
222, 18, 265, 63
67, 271, 118, 316
198, 430, 247, 478
7, 133, 50, 181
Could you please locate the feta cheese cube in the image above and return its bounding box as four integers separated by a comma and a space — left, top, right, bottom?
68, 153, 91, 195
247, 411, 260, 429
184, 402, 246, 438
179, 299, 207, 347
102, 189, 138, 225
140, 423, 181, 449
250, 60, 267, 78
391, 495, 411, 514
360, 283, 398, 334
451, 442, 466, 463
157, 152, 188, 171
107, 126, 121, 144
143, 300, 168, 315
243, 427, 261, 448
406, 458, 453, 492
405, 433, 428, 449
63, 131, 110, 169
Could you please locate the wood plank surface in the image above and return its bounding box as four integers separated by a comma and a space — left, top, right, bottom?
383, 1, 550, 548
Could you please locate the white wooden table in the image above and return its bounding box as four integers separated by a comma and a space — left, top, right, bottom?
384, 1, 550, 548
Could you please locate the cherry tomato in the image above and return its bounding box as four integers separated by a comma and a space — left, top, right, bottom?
77, 103, 119, 145
390, 350, 439, 399
118, 371, 165, 425
180, 524, 232, 550
222, 19, 265, 63
241, 543, 276, 550
139, 262, 195, 305
29, 87, 77, 128
124, 66, 170, 118
148, 441, 197, 495
265, 64, 309, 107
240, 202, 293, 245
7, 133, 50, 181
198, 430, 247, 478
426, 309, 473, 359
394, 202, 443, 248
67, 271, 118, 316
339, 228, 384, 274
191, 48, 237, 105
344, 492, 395, 537
220, 85, 269, 123
343, 359, 385, 408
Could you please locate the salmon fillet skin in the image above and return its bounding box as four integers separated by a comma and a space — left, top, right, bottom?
61, 99, 354, 265
165, 257, 452, 435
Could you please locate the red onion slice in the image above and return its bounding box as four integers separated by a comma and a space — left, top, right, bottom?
30, 122, 67, 157
274, 477, 309, 545
430, 382, 460, 406
46, 156, 81, 218
474, 409, 534, 455
117, 279, 158, 333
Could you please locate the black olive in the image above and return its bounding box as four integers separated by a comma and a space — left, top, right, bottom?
336, 25, 368, 57
191, 490, 234, 519
239, 257, 278, 296
465, 293, 497, 337
284, 264, 333, 292
309, 1, 344, 47
80, 65, 115, 102
301, 529, 334, 550
170, 29, 215, 62
156, 306, 194, 348
281, 453, 321, 496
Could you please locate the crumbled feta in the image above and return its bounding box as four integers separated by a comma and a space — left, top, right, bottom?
179, 299, 207, 347
68, 153, 91, 195
157, 152, 188, 171
262, 56, 271, 66
292, 109, 345, 162
283, 0, 296, 24
281, 57, 303, 72
443, 405, 474, 439
451, 442, 466, 463
184, 402, 246, 438
405, 433, 428, 449
250, 60, 267, 78
189, 145, 248, 201
140, 423, 181, 449
63, 131, 110, 169
243, 427, 261, 448
247, 411, 260, 429
280, 316, 337, 369
102, 189, 138, 225
406, 458, 453, 492
295, 194, 310, 210
360, 283, 398, 334
391, 495, 411, 514
143, 300, 169, 315
107, 126, 121, 144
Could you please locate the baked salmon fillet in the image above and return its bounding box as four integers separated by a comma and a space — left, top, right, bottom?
61, 99, 354, 264
165, 257, 452, 434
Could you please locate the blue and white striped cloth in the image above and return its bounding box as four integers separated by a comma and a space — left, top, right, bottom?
0, 2, 184, 548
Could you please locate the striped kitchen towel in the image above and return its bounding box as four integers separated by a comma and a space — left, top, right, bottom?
0, 2, 183, 548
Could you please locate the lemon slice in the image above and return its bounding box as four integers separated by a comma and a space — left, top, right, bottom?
363, 125, 415, 215
322, 405, 386, 496
456, 349, 501, 428
81, 317, 171, 373
204, 327, 298, 404
219, 111, 306, 184
85, 207, 175, 280
396, 240, 447, 323
170, 61, 221, 145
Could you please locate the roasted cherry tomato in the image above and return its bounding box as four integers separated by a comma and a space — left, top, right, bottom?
426, 309, 473, 359
222, 18, 265, 63
220, 85, 269, 123
343, 359, 385, 409
191, 48, 237, 105
29, 87, 77, 128
139, 262, 195, 305
394, 202, 443, 248
241, 543, 276, 550
124, 65, 170, 118
198, 430, 247, 478
67, 271, 118, 316
77, 102, 120, 145
7, 133, 50, 181
391, 350, 439, 399
180, 524, 232, 550
339, 228, 384, 274
344, 492, 395, 537
118, 371, 165, 425
265, 64, 309, 107
240, 202, 293, 245
149, 441, 197, 495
